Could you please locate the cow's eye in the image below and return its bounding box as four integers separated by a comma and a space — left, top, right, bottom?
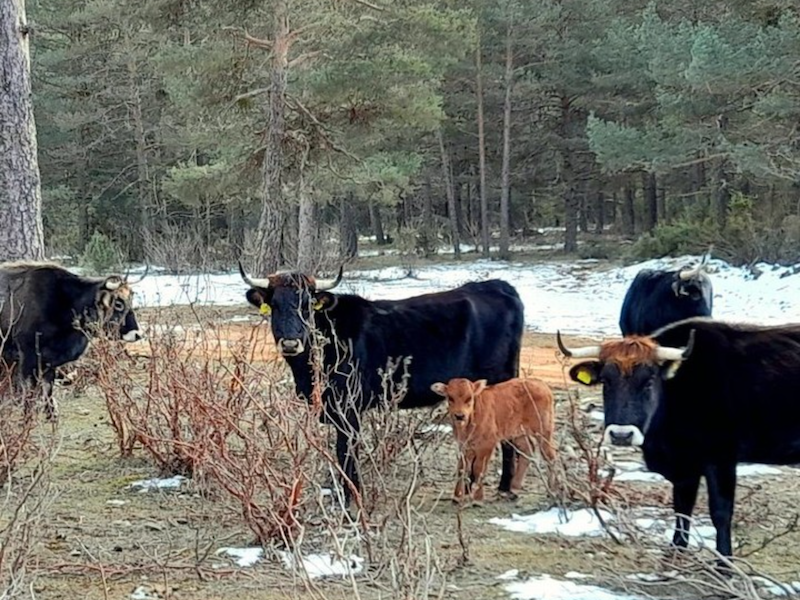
113, 299, 126, 311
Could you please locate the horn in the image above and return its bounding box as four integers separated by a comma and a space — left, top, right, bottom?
238, 260, 272, 289
556, 330, 602, 359
104, 276, 123, 291
127, 263, 150, 285
678, 262, 703, 280
655, 329, 696, 362
315, 266, 343, 291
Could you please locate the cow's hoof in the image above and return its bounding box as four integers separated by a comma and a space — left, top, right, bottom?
497, 490, 519, 501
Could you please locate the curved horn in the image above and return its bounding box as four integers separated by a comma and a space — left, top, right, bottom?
679, 262, 703, 281
127, 263, 150, 285
655, 329, 696, 362
238, 260, 272, 289
104, 276, 123, 291
556, 330, 602, 359
315, 266, 343, 291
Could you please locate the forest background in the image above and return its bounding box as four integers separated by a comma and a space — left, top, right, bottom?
23, 0, 800, 275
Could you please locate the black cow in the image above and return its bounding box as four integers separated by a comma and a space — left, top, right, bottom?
619, 256, 713, 336
558, 318, 800, 559
239, 265, 525, 504
0, 262, 144, 416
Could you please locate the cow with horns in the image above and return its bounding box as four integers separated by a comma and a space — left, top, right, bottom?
618, 254, 713, 336
557, 318, 800, 559
0, 262, 145, 417
238, 264, 525, 505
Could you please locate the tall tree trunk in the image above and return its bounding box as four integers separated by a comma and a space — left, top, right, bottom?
454, 181, 465, 236
0, 0, 44, 261
498, 24, 514, 261
622, 184, 635, 237
559, 96, 578, 253
475, 32, 490, 258
438, 129, 460, 258
643, 171, 657, 232
339, 195, 357, 261
125, 32, 150, 258
716, 160, 730, 231
594, 190, 605, 234
296, 188, 317, 272
578, 189, 589, 233
253, 1, 289, 275
368, 200, 385, 246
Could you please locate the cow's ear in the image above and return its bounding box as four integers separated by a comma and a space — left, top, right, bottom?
661, 361, 684, 381
313, 291, 337, 311
569, 362, 602, 386
246, 288, 272, 309
472, 379, 488, 395
430, 382, 448, 397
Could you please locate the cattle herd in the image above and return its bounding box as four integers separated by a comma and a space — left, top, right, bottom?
2, 256, 798, 564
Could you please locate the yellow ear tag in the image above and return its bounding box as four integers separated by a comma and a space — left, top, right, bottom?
312, 299, 324, 311
259, 303, 271, 316
576, 368, 593, 385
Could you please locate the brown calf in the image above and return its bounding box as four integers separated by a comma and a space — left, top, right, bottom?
431, 377, 557, 502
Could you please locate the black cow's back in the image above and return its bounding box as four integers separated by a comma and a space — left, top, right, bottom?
619, 269, 712, 336
305, 279, 524, 414
650, 318, 800, 469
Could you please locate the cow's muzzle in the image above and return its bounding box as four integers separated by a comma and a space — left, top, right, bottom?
122, 330, 144, 342
277, 338, 304, 357
603, 425, 644, 447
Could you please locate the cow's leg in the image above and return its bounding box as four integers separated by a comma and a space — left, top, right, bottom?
509, 436, 532, 492
498, 441, 515, 493
705, 463, 736, 559
41, 369, 57, 421
335, 414, 362, 507
671, 474, 701, 549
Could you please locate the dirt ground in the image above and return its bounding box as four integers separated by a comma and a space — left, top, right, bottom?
6, 306, 800, 600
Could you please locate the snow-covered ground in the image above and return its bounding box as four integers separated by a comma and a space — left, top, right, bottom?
129, 255, 800, 337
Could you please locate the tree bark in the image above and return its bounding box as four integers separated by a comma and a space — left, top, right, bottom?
124, 31, 151, 256
498, 24, 514, 261
0, 0, 44, 261
475, 32, 490, 258
622, 184, 635, 237
560, 96, 578, 253
438, 129, 460, 258
252, 1, 289, 275
368, 199, 385, 246
716, 160, 730, 231
594, 190, 605, 234
643, 171, 657, 232
296, 188, 317, 272
339, 195, 357, 261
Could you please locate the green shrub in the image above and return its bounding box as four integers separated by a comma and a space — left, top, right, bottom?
629, 219, 714, 259
80, 231, 122, 275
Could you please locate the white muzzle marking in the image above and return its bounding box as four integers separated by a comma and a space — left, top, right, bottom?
122, 330, 144, 342
603, 425, 644, 447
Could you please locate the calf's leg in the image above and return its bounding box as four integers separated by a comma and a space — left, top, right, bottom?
671, 474, 701, 549
509, 436, 532, 491
705, 463, 736, 558
470, 446, 494, 502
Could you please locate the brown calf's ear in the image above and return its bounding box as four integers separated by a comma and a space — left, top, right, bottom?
313, 291, 338, 311
569, 362, 602, 386
472, 379, 488, 395
430, 382, 448, 397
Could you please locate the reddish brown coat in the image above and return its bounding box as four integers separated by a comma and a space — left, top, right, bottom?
431, 377, 557, 501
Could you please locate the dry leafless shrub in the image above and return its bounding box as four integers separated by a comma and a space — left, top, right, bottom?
0, 413, 60, 599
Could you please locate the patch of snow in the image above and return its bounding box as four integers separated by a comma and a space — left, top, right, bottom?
106, 499, 127, 507
588, 410, 605, 422
498, 569, 521, 581
755, 578, 800, 597
130, 587, 158, 600
490, 508, 613, 537
614, 471, 665, 483
418, 424, 452, 435
217, 547, 264, 567
128, 475, 187, 493
564, 572, 592, 580
504, 574, 644, 600
279, 551, 364, 579
736, 463, 782, 477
